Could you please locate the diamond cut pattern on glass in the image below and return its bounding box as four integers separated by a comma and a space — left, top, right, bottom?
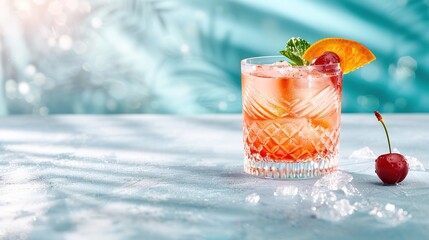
243, 82, 339, 121
244, 119, 339, 161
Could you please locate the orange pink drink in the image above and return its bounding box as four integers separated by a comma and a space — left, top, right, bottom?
241, 56, 342, 178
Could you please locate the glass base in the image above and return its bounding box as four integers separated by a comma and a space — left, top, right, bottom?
244, 153, 338, 179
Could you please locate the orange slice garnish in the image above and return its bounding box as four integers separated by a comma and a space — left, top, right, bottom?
302, 38, 376, 74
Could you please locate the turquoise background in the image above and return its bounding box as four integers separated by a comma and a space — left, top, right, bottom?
0, 0, 428, 114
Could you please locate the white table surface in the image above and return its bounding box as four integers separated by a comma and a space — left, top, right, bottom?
0, 114, 428, 240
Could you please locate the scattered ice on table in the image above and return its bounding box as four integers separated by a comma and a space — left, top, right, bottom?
333, 199, 355, 217
353, 199, 371, 211
245, 193, 260, 204
382, 148, 425, 171
311, 191, 337, 205
298, 186, 312, 200
312, 199, 355, 222
267, 170, 412, 225
310, 171, 358, 221
405, 155, 426, 171
385, 203, 395, 211
348, 146, 376, 160
313, 171, 353, 191
274, 185, 298, 197
369, 203, 411, 226
341, 183, 361, 197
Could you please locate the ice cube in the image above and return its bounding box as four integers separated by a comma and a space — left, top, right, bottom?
290, 83, 338, 119
272, 61, 292, 76
348, 147, 376, 160
250, 65, 281, 78
311, 191, 337, 205
385, 203, 395, 211
405, 155, 426, 171
286, 67, 338, 119
353, 199, 371, 211
274, 185, 298, 197
369, 203, 411, 226
245, 193, 260, 204
298, 186, 312, 200
333, 199, 355, 216
313, 171, 353, 192
312, 199, 355, 222
273, 61, 291, 67
290, 67, 326, 79
341, 183, 361, 197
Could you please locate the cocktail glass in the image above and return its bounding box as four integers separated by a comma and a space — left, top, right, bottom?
241, 56, 342, 179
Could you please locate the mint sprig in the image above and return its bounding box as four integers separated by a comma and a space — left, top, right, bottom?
279, 37, 311, 66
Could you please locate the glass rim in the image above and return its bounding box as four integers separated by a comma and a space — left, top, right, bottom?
241, 55, 341, 69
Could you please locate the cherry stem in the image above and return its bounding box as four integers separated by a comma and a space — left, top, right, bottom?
379, 119, 392, 154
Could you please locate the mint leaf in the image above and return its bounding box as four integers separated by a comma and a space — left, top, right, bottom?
279, 37, 311, 66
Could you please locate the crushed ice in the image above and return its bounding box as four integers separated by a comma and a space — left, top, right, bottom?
350, 147, 425, 171
273, 61, 291, 67
393, 148, 426, 171
274, 185, 298, 197
273, 61, 291, 75
245, 193, 260, 204
313, 171, 353, 191
369, 203, 411, 226
311, 171, 357, 221
405, 155, 426, 171
270, 170, 411, 225
311, 191, 337, 205
312, 199, 355, 222
341, 183, 360, 197
348, 146, 376, 160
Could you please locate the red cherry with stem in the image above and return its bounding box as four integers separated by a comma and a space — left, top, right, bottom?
374, 111, 409, 184
311, 51, 340, 65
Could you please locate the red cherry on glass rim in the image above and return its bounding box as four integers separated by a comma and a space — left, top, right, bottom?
311, 51, 340, 65
311, 51, 342, 87
373, 111, 409, 184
